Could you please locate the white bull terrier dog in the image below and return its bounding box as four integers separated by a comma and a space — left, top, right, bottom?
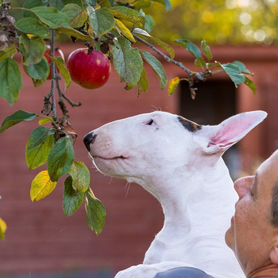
83, 110, 267, 278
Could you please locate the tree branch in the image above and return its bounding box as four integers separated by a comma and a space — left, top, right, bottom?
134, 34, 193, 78
50, 29, 58, 121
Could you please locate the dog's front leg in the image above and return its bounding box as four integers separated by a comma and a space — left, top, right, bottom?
115, 261, 193, 278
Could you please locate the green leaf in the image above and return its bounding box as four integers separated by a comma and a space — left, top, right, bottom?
23, 0, 45, 8
53, 57, 71, 88
0, 45, 17, 63
133, 0, 152, 9
137, 68, 149, 93
31, 6, 71, 29
0, 58, 23, 105
19, 35, 46, 66
111, 37, 143, 88
220, 62, 246, 87
176, 39, 202, 59
144, 15, 155, 33
0, 110, 37, 134
201, 40, 213, 61
85, 192, 106, 235
87, 7, 115, 37
142, 51, 167, 89
15, 17, 49, 38
0, 218, 7, 240
30, 170, 57, 202
69, 161, 90, 192
232, 61, 253, 75
48, 136, 75, 182
24, 57, 50, 81
57, 27, 90, 41
62, 3, 87, 28
168, 77, 180, 95
71, 10, 88, 28
26, 127, 55, 170
62, 3, 82, 22
109, 6, 144, 28
194, 57, 206, 68
64, 176, 85, 216
162, 0, 172, 11
245, 77, 256, 94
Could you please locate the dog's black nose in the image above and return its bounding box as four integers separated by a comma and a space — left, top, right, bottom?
83, 132, 97, 151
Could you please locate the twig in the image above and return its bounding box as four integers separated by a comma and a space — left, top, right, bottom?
134, 35, 223, 83
134, 34, 193, 77
62, 93, 82, 108
50, 29, 58, 121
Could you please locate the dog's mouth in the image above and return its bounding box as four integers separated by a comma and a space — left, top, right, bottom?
92, 155, 128, 161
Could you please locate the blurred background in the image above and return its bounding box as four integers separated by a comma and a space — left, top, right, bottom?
0, 0, 277, 277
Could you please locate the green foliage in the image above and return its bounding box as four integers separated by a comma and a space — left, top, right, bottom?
19, 35, 46, 65
0, 45, 17, 63
69, 161, 91, 192
142, 51, 167, 89
111, 37, 143, 88
24, 57, 50, 81
26, 127, 55, 170
48, 136, 74, 182
0, 58, 23, 105
176, 39, 202, 59
85, 191, 106, 236
64, 176, 85, 216
0, 110, 37, 133
219, 61, 256, 93
87, 7, 115, 37
15, 17, 49, 38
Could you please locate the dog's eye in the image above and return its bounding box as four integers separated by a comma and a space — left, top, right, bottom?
146, 119, 154, 126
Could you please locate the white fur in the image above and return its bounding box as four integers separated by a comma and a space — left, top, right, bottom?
85, 111, 267, 278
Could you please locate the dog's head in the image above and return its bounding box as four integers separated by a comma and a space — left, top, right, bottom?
84, 111, 267, 184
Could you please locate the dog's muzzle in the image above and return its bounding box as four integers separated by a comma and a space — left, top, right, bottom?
83, 132, 97, 151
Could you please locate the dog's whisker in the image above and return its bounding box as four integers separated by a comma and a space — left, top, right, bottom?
151, 105, 162, 112
124, 182, 131, 198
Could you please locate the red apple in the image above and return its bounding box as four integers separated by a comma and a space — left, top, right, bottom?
67, 48, 111, 89
44, 46, 65, 80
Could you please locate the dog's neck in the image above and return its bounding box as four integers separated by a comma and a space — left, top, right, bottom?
131, 158, 238, 268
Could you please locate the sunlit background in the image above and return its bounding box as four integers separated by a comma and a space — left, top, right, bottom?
149, 0, 277, 44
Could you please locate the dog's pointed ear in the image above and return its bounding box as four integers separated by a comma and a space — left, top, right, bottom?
203, 111, 267, 155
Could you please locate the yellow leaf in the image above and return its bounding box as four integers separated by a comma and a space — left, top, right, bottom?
115, 19, 136, 43
27, 34, 35, 39
38, 117, 53, 126
30, 170, 57, 202
168, 77, 180, 95
0, 218, 7, 240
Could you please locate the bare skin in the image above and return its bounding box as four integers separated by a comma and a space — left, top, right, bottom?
225, 150, 278, 277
